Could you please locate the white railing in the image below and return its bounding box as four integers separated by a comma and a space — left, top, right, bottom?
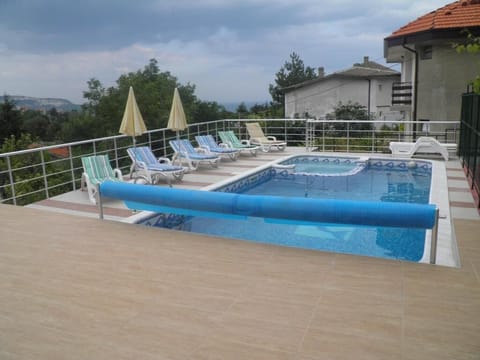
0, 118, 459, 205
305, 119, 459, 152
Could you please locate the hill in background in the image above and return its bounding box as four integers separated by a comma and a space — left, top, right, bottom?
0, 95, 81, 112
221, 100, 269, 112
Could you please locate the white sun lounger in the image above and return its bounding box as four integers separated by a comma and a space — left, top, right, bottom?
389, 137, 457, 161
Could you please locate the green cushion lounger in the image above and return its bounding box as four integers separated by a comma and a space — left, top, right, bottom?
218, 130, 258, 156
81, 154, 123, 204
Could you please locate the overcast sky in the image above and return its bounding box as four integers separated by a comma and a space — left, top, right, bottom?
0, 0, 450, 105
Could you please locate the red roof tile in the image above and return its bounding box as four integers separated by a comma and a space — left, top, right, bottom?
48, 147, 70, 158
387, 0, 480, 38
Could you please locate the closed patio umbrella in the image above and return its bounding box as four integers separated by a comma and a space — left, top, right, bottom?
167, 87, 187, 141
119, 86, 147, 145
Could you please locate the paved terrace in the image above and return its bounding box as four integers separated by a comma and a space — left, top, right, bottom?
1, 148, 479, 359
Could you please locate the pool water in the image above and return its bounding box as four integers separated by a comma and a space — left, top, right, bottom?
247, 170, 430, 203
281, 156, 364, 175
176, 216, 425, 261
293, 162, 359, 174
143, 157, 433, 262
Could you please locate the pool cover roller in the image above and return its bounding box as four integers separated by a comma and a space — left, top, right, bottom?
100, 181, 437, 229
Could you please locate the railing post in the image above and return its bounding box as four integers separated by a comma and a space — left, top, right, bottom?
305, 120, 309, 152
430, 208, 439, 264
322, 121, 325, 152
97, 184, 104, 220
40, 150, 49, 199
371, 128, 375, 153
113, 137, 119, 169
69, 145, 76, 191
6, 156, 16, 205
346, 122, 350, 152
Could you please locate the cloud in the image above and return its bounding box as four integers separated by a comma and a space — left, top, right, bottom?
0, 0, 453, 104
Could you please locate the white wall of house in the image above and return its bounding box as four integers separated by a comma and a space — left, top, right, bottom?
417, 44, 478, 122
284, 76, 400, 120
388, 43, 478, 122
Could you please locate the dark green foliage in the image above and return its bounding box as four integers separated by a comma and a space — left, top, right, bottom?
269, 52, 317, 112
0, 96, 23, 145
76, 58, 232, 137
21, 108, 66, 141
325, 101, 373, 137
453, 31, 480, 94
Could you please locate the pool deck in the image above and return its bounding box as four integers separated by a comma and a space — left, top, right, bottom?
1, 148, 479, 359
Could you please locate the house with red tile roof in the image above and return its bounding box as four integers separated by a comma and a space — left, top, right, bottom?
384, 0, 480, 139
283, 56, 401, 120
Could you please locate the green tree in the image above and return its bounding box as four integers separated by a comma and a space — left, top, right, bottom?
22, 111, 50, 140
0, 95, 23, 145
454, 31, 480, 93
193, 101, 230, 122
0, 134, 44, 204
269, 52, 317, 114
326, 101, 372, 136
236, 101, 248, 117
83, 78, 106, 116
75, 59, 200, 137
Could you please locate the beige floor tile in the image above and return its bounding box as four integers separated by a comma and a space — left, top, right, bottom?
149, 282, 238, 312
226, 295, 317, 328
210, 313, 305, 353
454, 219, 480, 249
404, 296, 480, 329
310, 304, 402, 340
243, 278, 323, 306
403, 278, 480, 304
402, 260, 479, 283
402, 341, 480, 360
317, 287, 404, 317
192, 338, 294, 360
0, 317, 111, 360
299, 328, 402, 360
323, 270, 403, 298
250, 261, 330, 288
2, 198, 480, 359
403, 318, 480, 358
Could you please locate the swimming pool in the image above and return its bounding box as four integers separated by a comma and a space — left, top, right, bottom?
133, 155, 441, 262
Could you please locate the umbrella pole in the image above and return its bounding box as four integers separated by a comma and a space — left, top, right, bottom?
132, 136, 137, 179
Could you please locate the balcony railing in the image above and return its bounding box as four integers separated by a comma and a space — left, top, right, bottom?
392, 82, 413, 106
0, 118, 459, 206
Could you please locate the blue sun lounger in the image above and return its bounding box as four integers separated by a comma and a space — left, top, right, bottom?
170, 139, 220, 170
127, 146, 185, 185
195, 134, 239, 161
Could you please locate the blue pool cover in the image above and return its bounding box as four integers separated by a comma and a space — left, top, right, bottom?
100, 181, 437, 229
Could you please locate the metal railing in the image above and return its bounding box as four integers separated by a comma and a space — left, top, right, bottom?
459, 92, 480, 211
0, 118, 460, 206
305, 119, 459, 152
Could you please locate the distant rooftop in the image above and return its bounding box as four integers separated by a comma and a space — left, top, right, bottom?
283, 56, 399, 92
386, 0, 480, 39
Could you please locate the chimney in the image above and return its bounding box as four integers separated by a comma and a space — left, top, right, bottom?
318, 67, 325, 78
363, 56, 369, 64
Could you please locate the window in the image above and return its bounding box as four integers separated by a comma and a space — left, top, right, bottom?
420, 46, 432, 60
